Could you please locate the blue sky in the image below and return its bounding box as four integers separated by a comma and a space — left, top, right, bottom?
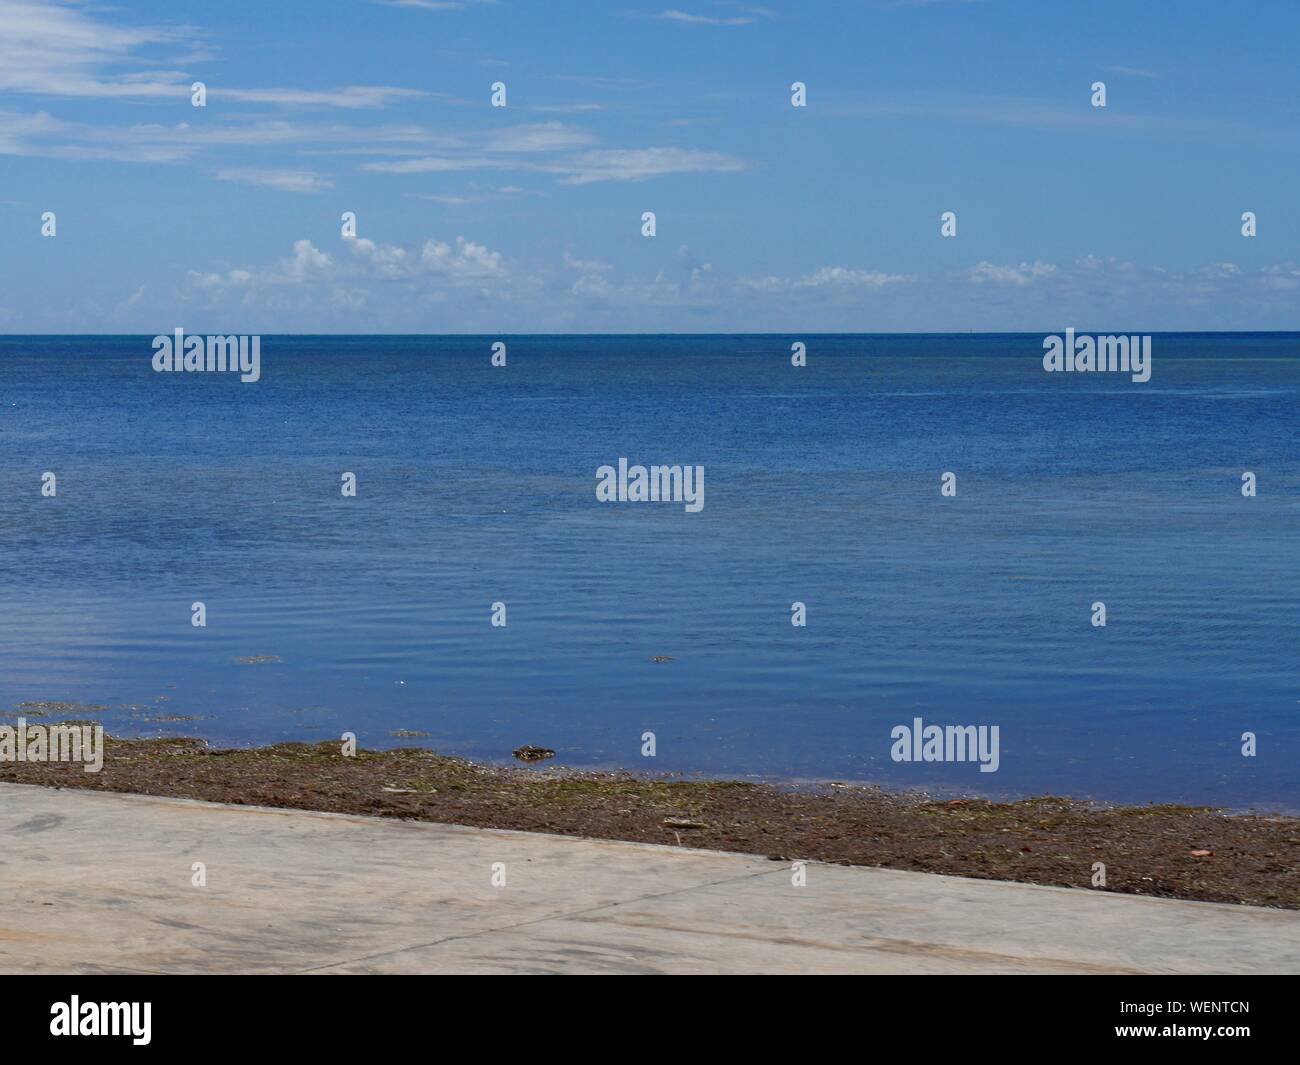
2, 0, 1298, 332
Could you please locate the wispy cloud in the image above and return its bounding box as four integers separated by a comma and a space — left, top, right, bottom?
560, 147, 744, 183
215, 167, 334, 193
825, 92, 1282, 143
654, 9, 759, 26
0, 1, 422, 109
359, 127, 745, 184
410, 184, 530, 204
214, 86, 430, 109
1107, 65, 1161, 80
0, 107, 451, 166
0, 108, 195, 162
363, 155, 499, 174
0, 0, 199, 99
526, 102, 606, 114
482, 123, 597, 152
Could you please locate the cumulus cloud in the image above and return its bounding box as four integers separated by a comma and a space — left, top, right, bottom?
967, 260, 1058, 286
347, 235, 505, 280
170, 237, 1300, 333
187, 234, 508, 304
189, 239, 335, 291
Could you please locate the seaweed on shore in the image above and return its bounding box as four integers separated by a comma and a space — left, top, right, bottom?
2, 732, 1296, 910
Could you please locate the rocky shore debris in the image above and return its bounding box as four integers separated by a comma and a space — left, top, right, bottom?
512, 745, 556, 762
4, 735, 1295, 909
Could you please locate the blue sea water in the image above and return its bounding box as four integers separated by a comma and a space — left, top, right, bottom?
0, 334, 1296, 808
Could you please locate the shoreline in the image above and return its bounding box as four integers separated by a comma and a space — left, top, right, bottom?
3, 732, 1296, 910
9, 701, 1292, 815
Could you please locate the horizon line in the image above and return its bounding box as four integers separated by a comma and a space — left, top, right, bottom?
4, 330, 1300, 339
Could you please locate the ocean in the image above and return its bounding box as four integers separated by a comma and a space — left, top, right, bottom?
0, 333, 1295, 808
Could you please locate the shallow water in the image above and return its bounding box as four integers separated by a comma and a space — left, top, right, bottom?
0, 333, 1296, 808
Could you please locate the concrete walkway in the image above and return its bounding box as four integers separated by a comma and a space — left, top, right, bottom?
1, 782, 1296, 974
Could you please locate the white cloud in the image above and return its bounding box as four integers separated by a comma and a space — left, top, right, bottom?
0, 0, 195, 99
794, 267, 915, 288
188, 234, 508, 300
348, 235, 505, 280
0, 1, 421, 109
189, 239, 335, 291
363, 155, 499, 174
167, 244, 1300, 332
0, 108, 195, 162
0, 108, 464, 166
558, 147, 744, 184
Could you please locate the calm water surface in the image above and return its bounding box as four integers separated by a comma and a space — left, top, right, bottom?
0, 334, 1295, 808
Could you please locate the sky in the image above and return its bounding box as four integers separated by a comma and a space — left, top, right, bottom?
1, 0, 1298, 333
